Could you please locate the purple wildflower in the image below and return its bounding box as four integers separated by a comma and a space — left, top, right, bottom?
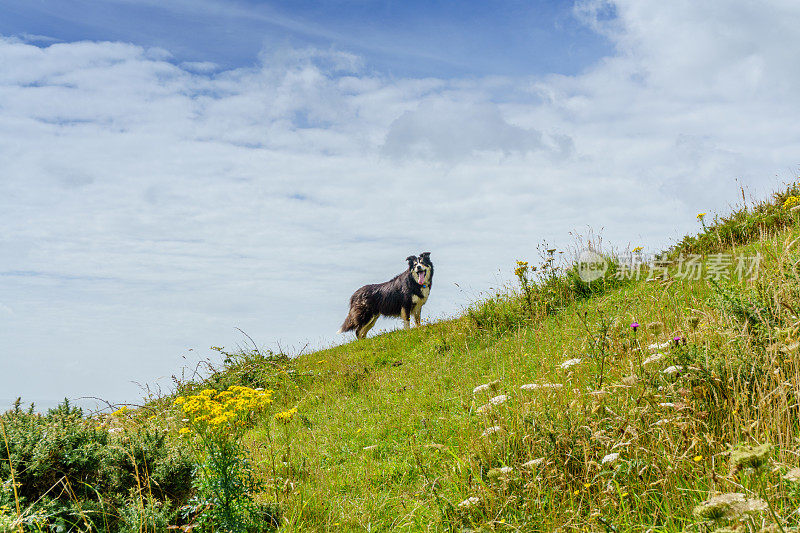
630, 322, 639, 332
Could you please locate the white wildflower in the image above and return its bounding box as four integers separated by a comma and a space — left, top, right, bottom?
520, 383, 562, 391
643, 353, 665, 365
522, 458, 545, 468
662, 365, 684, 375
693, 493, 767, 519
658, 402, 675, 408
560, 358, 582, 369
488, 466, 513, 482
362, 445, 377, 451
783, 467, 800, 483
601, 452, 620, 465
648, 341, 672, 350
489, 394, 508, 406
108, 427, 123, 434
476, 403, 492, 414
481, 426, 502, 437
472, 380, 500, 395
458, 496, 480, 509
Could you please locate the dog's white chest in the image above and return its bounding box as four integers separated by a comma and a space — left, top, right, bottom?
412, 286, 430, 305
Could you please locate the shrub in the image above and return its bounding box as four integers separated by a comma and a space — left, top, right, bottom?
0, 399, 194, 531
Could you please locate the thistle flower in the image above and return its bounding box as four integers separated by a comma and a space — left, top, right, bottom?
630, 322, 639, 332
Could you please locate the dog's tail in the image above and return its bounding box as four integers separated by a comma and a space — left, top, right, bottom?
338, 309, 358, 334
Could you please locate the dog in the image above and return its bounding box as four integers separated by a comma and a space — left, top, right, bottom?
339, 252, 434, 339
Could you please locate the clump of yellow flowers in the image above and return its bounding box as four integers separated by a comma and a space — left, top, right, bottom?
173, 385, 276, 530
175, 385, 274, 436
274, 406, 298, 423
783, 195, 800, 209
514, 260, 529, 278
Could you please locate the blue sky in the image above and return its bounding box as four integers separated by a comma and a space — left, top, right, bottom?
1, 1, 799, 411
0, 0, 613, 77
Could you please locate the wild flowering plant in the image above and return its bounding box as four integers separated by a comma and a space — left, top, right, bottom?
175, 386, 274, 532
514, 260, 535, 319
782, 195, 800, 209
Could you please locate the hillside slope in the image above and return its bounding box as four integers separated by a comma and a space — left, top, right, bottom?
3, 185, 800, 532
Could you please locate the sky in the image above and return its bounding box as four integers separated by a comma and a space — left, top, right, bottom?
1, 0, 799, 411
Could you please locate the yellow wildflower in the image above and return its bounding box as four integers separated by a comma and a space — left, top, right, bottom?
632, 246, 643, 253
696, 212, 706, 220
275, 406, 298, 423
783, 196, 800, 209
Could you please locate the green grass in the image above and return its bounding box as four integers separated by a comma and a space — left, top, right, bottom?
4, 182, 800, 531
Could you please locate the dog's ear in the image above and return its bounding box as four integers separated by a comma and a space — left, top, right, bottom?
420, 252, 431, 262
406, 255, 417, 269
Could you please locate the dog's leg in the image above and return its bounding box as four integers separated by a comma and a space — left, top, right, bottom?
401, 308, 410, 330
413, 307, 422, 327
358, 314, 379, 339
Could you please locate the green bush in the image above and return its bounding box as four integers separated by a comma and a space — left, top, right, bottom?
0, 399, 194, 531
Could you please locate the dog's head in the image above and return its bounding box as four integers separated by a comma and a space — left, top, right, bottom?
406, 252, 433, 286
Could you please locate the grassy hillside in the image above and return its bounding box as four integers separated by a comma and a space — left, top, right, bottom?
3, 184, 800, 532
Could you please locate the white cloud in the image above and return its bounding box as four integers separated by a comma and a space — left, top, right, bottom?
2, 1, 800, 405
381, 99, 573, 161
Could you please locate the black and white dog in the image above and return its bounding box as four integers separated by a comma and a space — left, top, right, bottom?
339, 252, 434, 339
